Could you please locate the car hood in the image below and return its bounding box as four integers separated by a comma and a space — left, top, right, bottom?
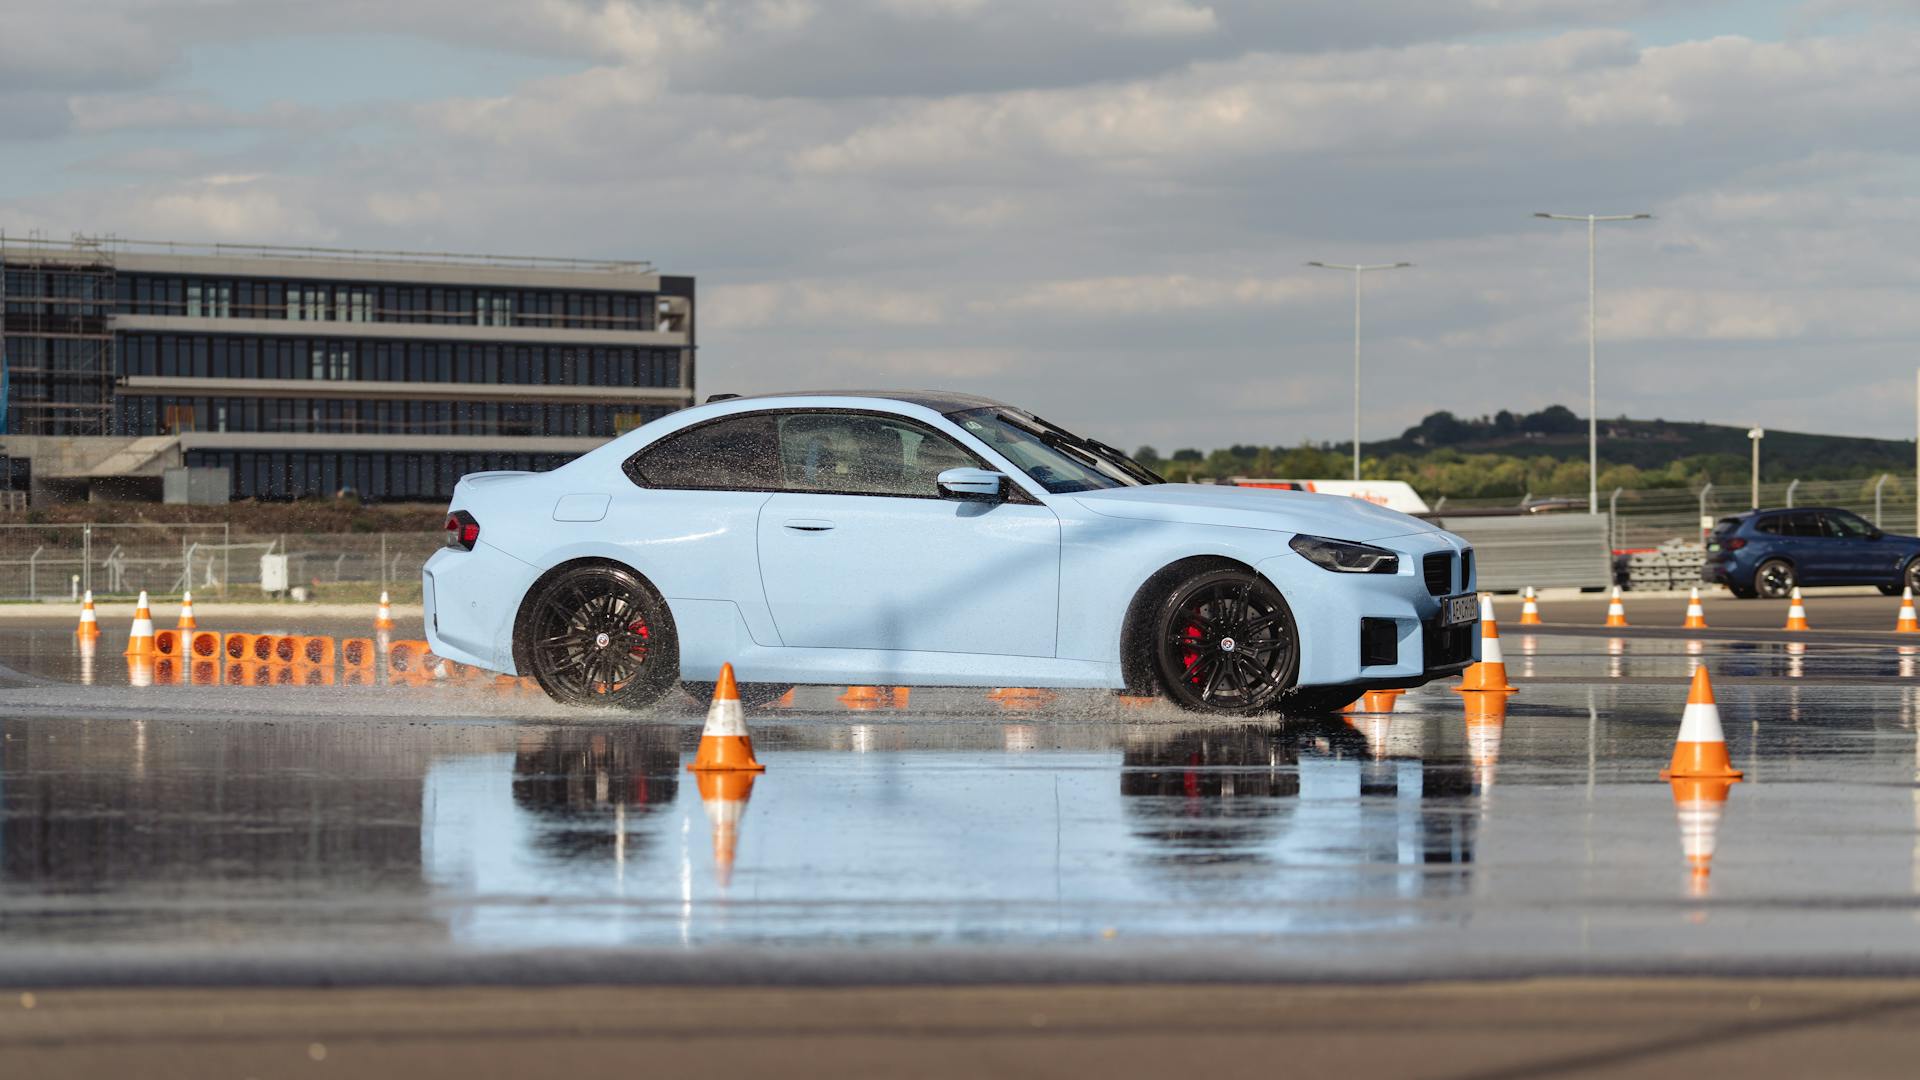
1071, 484, 1444, 544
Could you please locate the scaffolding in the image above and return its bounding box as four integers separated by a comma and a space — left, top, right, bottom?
0, 230, 118, 435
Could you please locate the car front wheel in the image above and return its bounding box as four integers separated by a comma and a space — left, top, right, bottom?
520, 563, 679, 709
1754, 559, 1795, 600
1146, 566, 1299, 714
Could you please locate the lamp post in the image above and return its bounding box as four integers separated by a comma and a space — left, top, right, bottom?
1748, 427, 1764, 509
1306, 260, 1412, 482
1533, 212, 1652, 513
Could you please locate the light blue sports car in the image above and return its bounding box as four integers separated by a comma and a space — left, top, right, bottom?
424, 391, 1479, 715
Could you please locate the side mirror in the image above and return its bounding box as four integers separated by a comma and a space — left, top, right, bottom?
937, 467, 1006, 503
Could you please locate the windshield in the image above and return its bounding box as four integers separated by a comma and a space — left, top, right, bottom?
948, 408, 1162, 494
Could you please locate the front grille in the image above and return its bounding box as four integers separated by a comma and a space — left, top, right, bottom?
1423, 553, 1453, 596
1424, 619, 1474, 668
1460, 549, 1474, 592
1360, 618, 1398, 667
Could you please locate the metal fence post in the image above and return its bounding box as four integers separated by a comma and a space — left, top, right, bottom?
82, 524, 91, 595
1609, 487, 1623, 549
1786, 478, 1800, 508
1875, 474, 1890, 527
1698, 482, 1713, 524
223, 521, 231, 597
380, 532, 388, 592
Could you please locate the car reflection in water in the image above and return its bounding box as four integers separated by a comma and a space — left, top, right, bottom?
509, 726, 681, 864
1120, 719, 1478, 905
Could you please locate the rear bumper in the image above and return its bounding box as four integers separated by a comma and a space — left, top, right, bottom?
423, 541, 542, 674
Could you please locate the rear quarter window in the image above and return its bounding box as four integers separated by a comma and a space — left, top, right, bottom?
623, 414, 781, 490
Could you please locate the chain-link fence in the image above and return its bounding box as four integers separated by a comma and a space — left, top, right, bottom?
0, 524, 443, 601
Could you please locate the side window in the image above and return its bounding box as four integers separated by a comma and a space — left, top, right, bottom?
624, 414, 779, 490
1784, 512, 1824, 538
776, 412, 977, 497
1826, 511, 1873, 538
1751, 517, 1780, 536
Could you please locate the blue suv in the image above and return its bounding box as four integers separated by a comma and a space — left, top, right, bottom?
1704, 507, 1920, 599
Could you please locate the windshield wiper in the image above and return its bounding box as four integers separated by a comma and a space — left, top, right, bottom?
1025, 414, 1163, 485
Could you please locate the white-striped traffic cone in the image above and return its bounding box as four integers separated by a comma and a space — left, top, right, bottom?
1898, 587, 1920, 633
1453, 594, 1516, 694
1784, 586, 1810, 631
123, 590, 155, 656
1604, 586, 1629, 628
75, 589, 100, 640
375, 590, 395, 631
687, 663, 765, 773
1518, 586, 1543, 626
176, 589, 198, 630
1683, 587, 1708, 630
1660, 666, 1743, 781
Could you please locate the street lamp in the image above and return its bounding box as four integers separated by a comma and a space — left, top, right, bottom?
1748, 427, 1764, 509
1306, 260, 1412, 482
1533, 212, 1652, 514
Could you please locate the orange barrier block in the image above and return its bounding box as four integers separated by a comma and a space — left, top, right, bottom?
341, 637, 377, 669
152, 629, 182, 658
188, 630, 222, 659
247, 634, 277, 663
224, 632, 254, 661
386, 639, 432, 677
298, 636, 336, 667
271, 635, 299, 664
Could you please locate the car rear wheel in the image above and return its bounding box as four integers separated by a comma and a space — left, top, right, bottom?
1146, 567, 1298, 714
1754, 559, 1795, 600
520, 563, 679, 709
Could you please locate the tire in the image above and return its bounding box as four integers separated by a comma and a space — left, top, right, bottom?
1879, 584, 1902, 597
518, 563, 679, 709
681, 680, 793, 709
1143, 565, 1299, 715
1902, 558, 1920, 596
1754, 559, 1795, 600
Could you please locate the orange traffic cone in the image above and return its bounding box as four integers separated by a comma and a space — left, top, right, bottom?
1784, 586, 1810, 631
698, 771, 759, 888
75, 589, 101, 640
1683, 587, 1709, 630
1671, 776, 1736, 897
175, 590, 198, 629
1453, 595, 1516, 694
1898, 587, 1920, 633
1342, 688, 1402, 714
123, 590, 155, 656
688, 663, 766, 773
375, 590, 395, 631
1660, 666, 1744, 780
1604, 586, 1629, 628
1518, 586, 1543, 625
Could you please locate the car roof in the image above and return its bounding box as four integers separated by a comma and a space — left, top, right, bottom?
715, 389, 1016, 414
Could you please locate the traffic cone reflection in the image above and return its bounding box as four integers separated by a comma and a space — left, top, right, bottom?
1464, 691, 1507, 792
1671, 777, 1737, 898
127, 655, 155, 688
123, 591, 155, 656
1518, 586, 1543, 625
1342, 688, 1403, 714
1784, 587, 1810, 631
698, 771, 759, 888
77, 635, 96, 686
375, 591, 395, 631
839, 685, 884, 710
175, 590, 198, 629
1660, 666, 1743, 781
1604, 586, 1629, 628
1454, 595, 1516, 694
688, 663, 766, 773
1897, 587, 1919, 633
75, 590, 100, 640
1683, 587, 1708, 629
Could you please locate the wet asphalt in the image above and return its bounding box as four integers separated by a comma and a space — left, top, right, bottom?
3, 611, 1920, 988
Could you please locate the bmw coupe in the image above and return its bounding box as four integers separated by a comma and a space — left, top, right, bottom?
424, 391, 1479, 715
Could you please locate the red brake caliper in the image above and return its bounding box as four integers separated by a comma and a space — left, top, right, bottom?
1181, 620, 1203, 684
627, 620, 650, 658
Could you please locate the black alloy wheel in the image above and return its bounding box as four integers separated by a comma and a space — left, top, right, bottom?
1149, 567, 1298, 714
1754, 559, 1795, 600
1904, 559, 1920, 596
522, 564, 679, 708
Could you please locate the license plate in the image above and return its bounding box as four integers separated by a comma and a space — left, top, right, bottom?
1440, 594, 1479, 628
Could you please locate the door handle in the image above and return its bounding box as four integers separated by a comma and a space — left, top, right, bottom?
783, 519, 835, 532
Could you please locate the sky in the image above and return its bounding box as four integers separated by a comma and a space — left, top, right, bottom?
3, 0, 1919, 452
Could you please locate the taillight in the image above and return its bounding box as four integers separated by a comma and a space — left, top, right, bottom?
1723, 538, 1746, 551
445, 510, 480, 551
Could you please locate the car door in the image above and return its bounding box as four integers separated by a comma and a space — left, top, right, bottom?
1820, 510, 1887, 582
1785, 511, 1838, 583
755, 410, 1061, 656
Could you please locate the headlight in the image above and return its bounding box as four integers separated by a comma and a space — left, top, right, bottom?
1289, 534, 1399, 574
